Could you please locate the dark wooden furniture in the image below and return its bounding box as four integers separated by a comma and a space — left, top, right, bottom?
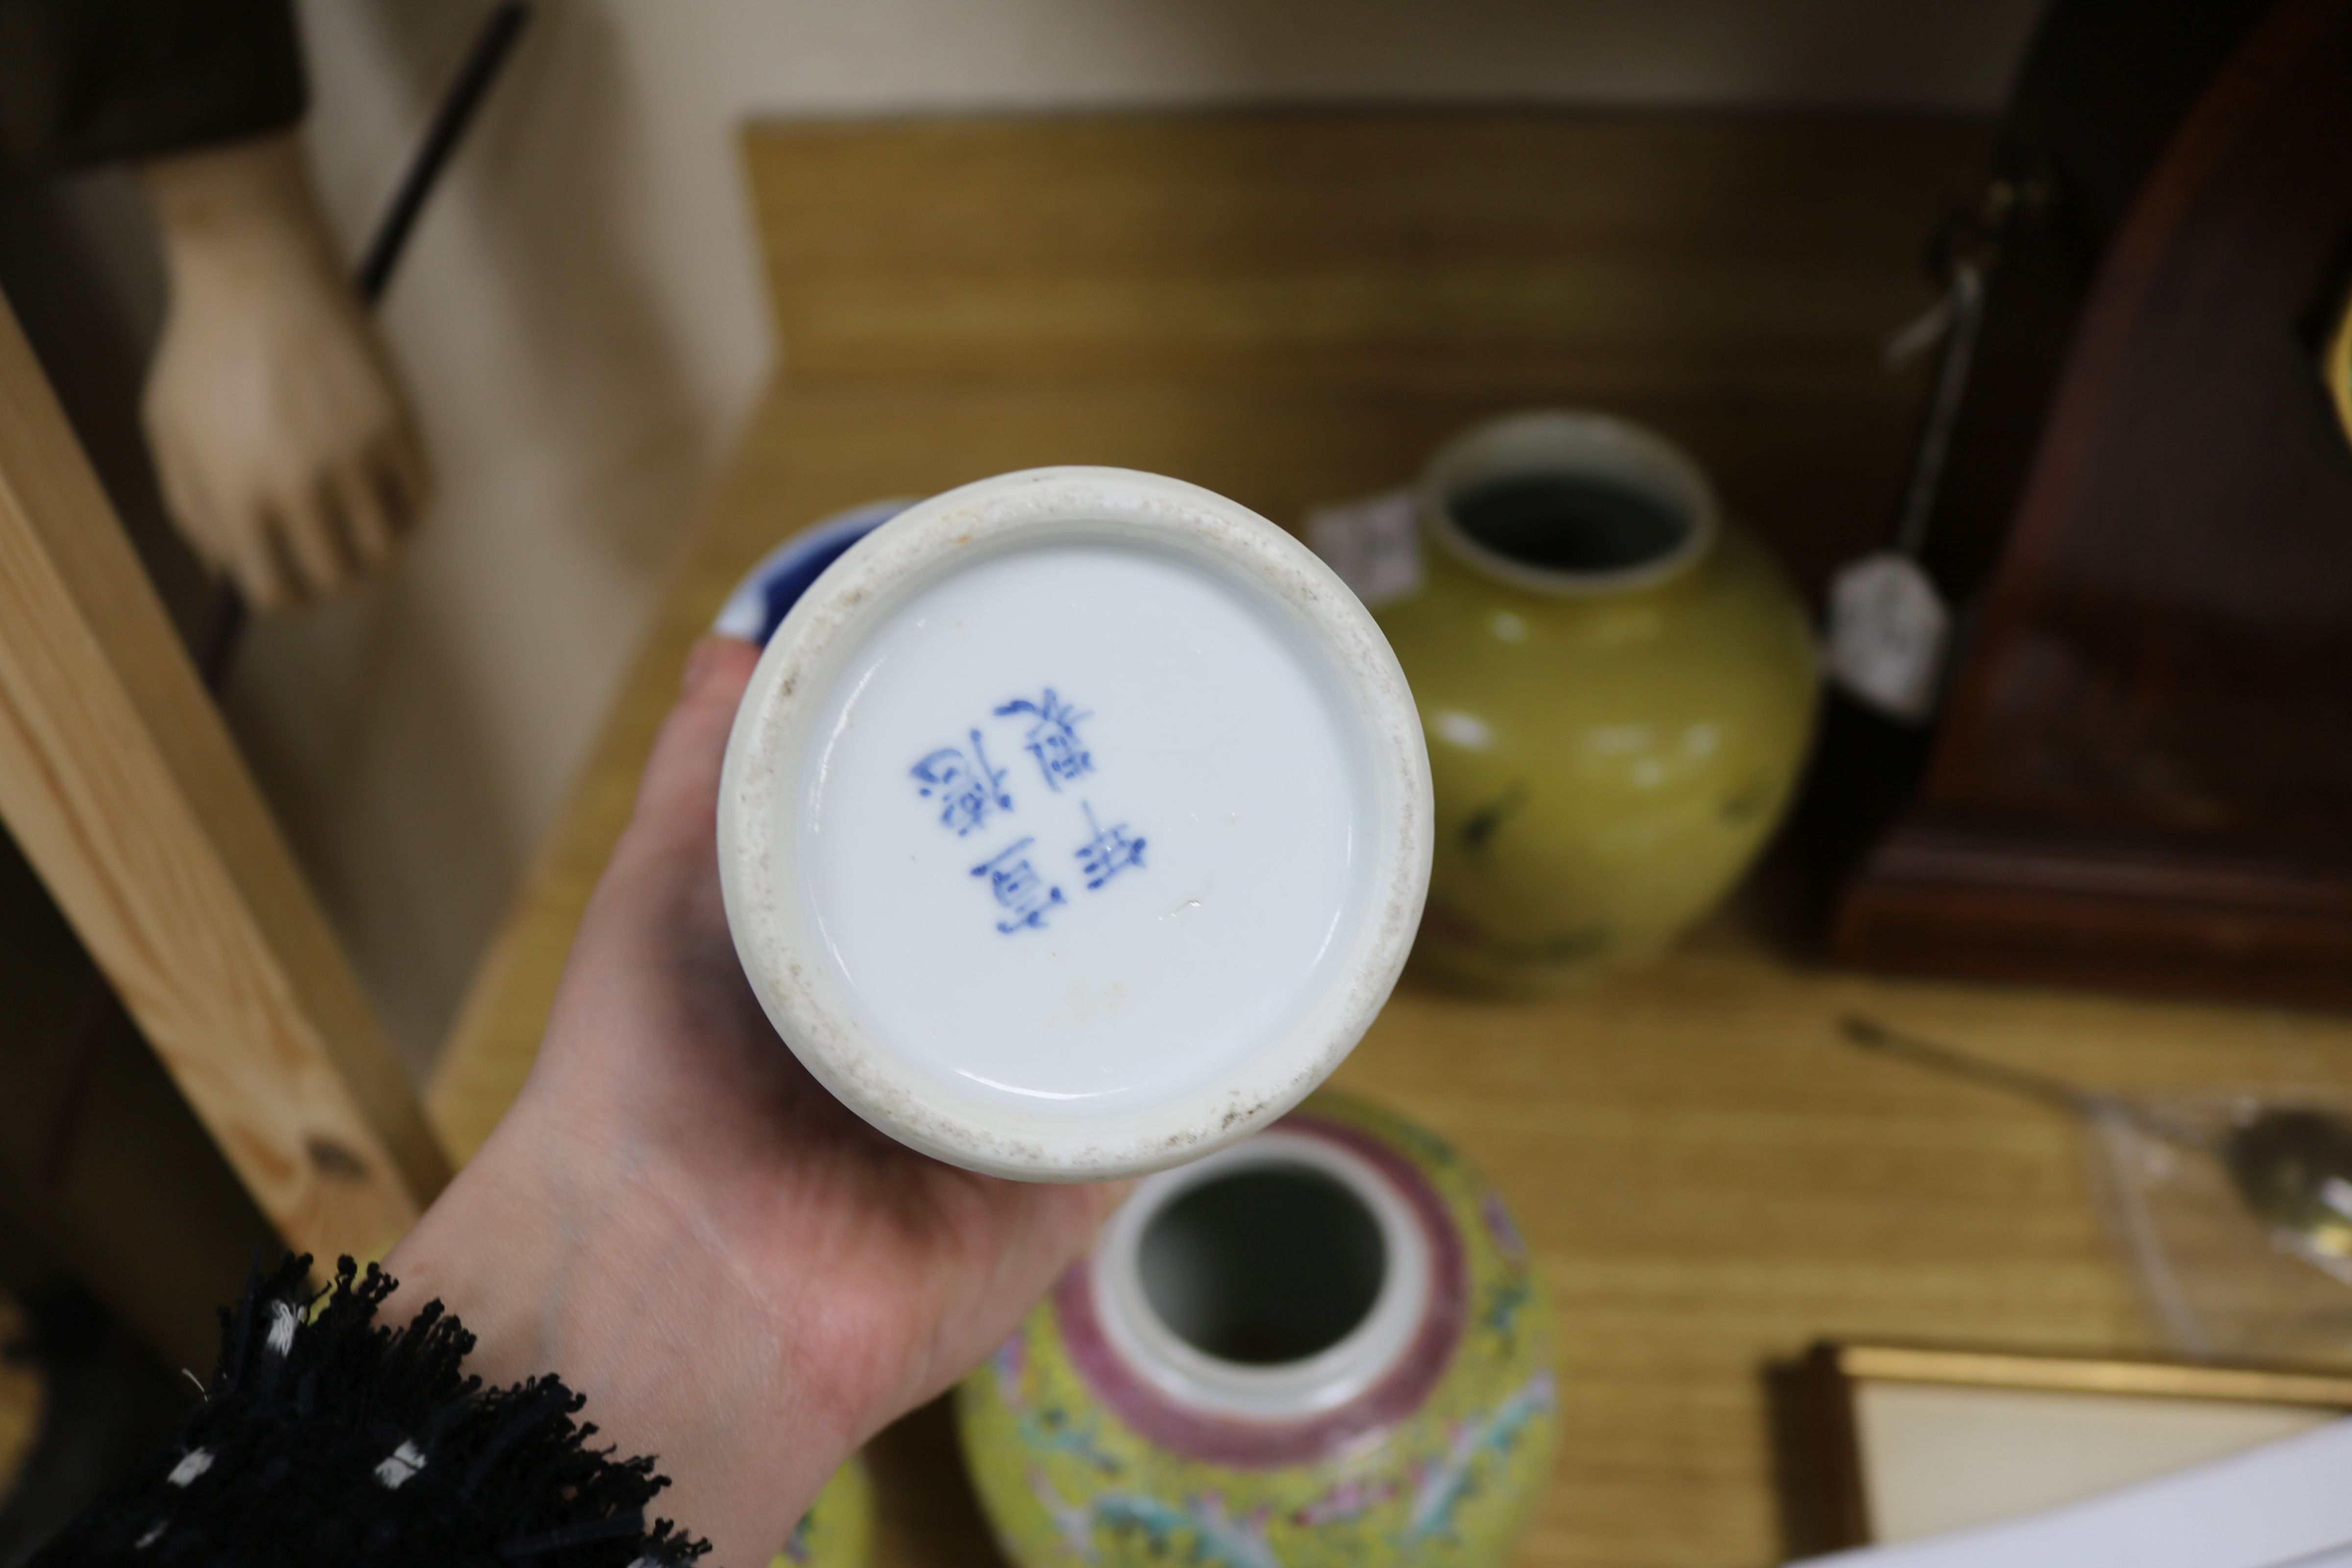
1833, 0, 2352, 1008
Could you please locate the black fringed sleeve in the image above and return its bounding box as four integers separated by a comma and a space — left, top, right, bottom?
31, 1256, 706, 1568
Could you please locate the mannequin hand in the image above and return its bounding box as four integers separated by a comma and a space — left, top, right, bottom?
139, 133, 429, 610
386, 638, 1123, 1566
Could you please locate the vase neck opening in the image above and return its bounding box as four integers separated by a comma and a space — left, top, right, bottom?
1423, 411, 1718, 596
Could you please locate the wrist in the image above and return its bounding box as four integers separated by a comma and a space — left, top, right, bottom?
141, 132, 344, 285
381, 1103, 576, 1387
385, 1094, 863, 1562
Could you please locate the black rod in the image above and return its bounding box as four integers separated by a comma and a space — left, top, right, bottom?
354, 1, 530, 306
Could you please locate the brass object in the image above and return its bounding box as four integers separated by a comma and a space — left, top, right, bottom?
1824, 1341, 2352, 1406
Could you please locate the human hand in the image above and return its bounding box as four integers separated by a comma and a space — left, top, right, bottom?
140, 133, 429, 610
386, 637, 1123, 1565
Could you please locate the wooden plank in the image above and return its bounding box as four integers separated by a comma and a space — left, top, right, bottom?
0, 827, 279, 1372
0, 290, 447, 1259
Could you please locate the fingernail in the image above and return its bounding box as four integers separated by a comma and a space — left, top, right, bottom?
681, 637, 720, 695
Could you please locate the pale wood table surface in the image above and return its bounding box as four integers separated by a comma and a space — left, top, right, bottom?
429, 115, 2352, 1566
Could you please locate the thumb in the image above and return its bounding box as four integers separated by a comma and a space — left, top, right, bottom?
620, 636, 762, 864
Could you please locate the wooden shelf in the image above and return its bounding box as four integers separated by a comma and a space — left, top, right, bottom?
430, 113, 2352, 1567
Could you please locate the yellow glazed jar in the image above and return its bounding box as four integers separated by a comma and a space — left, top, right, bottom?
1373, 412, 1817, 990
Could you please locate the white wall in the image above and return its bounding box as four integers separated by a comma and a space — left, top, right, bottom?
257, 0, 2042, 1070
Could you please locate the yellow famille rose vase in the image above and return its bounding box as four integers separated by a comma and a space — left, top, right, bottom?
1371, 411, 1817, 990
957, 1092, 1556, 1568
770, 1453, 873, 1568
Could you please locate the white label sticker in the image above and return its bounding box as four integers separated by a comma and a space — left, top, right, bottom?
1306, 489, 1422, 609
1827, 552, 1951, 723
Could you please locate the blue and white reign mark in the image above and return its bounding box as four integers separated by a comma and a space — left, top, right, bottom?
996, 689, 1094, 791
1076, 803, 1145, 890
909, 690, 1148, 935
911, 729, 1012, 837
971, 838, 1067, 934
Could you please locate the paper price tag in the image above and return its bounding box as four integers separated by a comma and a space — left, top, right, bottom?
1306, 489, 1422, 609
1827, 552, 1951, 723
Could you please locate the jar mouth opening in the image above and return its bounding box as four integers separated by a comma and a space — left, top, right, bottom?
1422, 411, 1718, 596
1138, 1161, 1387, 1364
1087, 1127, 1433, 1421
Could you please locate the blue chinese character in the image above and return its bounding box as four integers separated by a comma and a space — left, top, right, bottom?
996, 689, 1094, 792
973, 837, 1067, 933
1075, 802, 1146, 889
910, 729, 1011, 836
